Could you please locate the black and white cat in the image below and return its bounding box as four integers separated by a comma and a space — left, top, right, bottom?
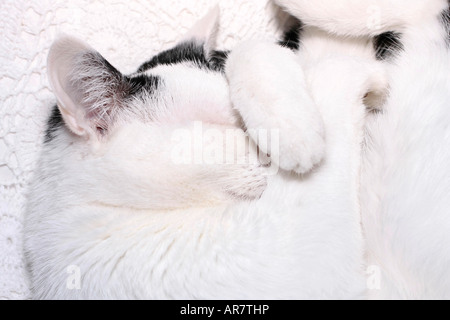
24, 0, 449, 299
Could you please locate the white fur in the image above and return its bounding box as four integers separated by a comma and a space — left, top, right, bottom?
361, 9, 450, 300
275, 0, 448, 37
275, 0, 450, 299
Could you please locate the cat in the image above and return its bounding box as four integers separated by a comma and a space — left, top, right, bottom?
274, 0, 450, 299
25, 5, 388, 299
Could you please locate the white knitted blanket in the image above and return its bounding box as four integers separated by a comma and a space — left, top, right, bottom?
0, 0, 287, 300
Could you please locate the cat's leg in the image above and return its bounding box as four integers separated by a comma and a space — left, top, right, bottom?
274, 0, 447, 36
225, 41, 325, 174
287, 55, 388, 299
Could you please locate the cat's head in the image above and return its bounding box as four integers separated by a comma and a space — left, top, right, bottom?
47, 6, 234, 142
46, 7, 268, 209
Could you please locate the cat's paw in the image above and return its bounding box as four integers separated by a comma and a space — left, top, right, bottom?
222, 163, 268, 200
205, 128, 269, 201
252, 111, 325, 175
273, 123, 325, 174
226, 40, 325, 175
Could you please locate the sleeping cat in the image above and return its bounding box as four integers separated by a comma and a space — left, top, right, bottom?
25, 5, 390, 299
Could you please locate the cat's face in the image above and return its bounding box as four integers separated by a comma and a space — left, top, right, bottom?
46, 7, 267, 208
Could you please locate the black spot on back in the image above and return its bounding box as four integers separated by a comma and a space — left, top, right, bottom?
44, 105, 64, 143
138, 42, 226, 73
279, 21, 303, 51
374, 32, 403, 61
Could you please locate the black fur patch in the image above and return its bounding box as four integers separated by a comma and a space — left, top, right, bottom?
209, 50, 229, 72
374, 32, 403, 61
126, 74, 160, 97
137, 42, 227, 73
441, 6, 450, 45
279, 22, 303, 51
44, 105, 64, 143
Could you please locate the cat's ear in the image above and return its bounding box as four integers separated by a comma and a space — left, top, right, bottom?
181, 5, 220, 56
47, 36, 130, 141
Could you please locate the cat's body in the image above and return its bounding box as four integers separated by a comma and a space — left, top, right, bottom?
274, 0, 450, 299
359, 3, 450, 300
24, 0, 450, 299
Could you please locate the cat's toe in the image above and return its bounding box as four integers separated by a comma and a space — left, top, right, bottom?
223, 164, 268, 200
275, 126, 326, 174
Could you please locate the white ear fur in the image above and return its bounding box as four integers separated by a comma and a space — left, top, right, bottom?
181, 5, 220, 55
47, 35, 127, 140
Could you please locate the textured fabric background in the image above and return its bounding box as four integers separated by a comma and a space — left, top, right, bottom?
0, 0, 289, 300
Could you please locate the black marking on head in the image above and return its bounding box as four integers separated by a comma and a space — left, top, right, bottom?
374, 32, 403, 61
126, 74, 160, 97
441, 5, 450, 46
209, 50, 229, 72
79, 51, 161, 100
137, 42, 225, 73
279, 21, 303, 51
44, 105, 64, 143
